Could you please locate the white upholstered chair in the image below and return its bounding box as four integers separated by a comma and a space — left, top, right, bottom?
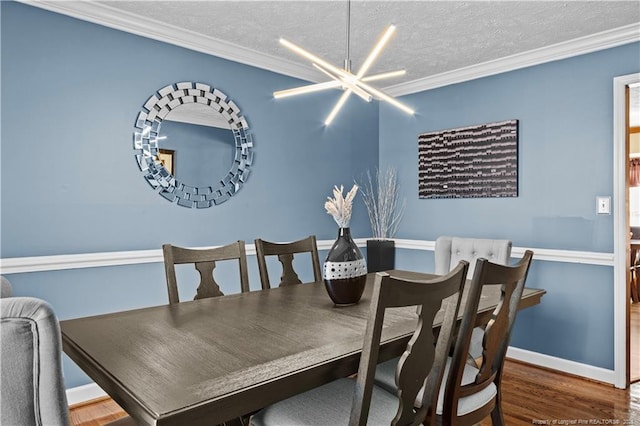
434, 236, 512, 278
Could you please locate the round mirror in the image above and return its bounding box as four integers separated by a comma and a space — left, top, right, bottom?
133, 82, 253, 208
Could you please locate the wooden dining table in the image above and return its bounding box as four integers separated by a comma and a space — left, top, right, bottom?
60, 271, 545, 426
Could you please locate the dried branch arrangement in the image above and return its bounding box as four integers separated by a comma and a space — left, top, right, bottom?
358, 167, 406, 240
324, 184, 358, 228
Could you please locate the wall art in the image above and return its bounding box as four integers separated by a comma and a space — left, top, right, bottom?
418, 119, 518, 199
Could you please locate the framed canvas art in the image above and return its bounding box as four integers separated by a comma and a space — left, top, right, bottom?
418, 119, 518, 199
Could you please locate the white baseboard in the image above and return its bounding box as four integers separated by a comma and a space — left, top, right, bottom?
66, 382, 106, 406
507, 346, 615, 385
65, 346, 616, 407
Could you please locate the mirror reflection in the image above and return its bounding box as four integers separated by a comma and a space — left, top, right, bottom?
160, 104, 236, 189
133, 82, 253, 209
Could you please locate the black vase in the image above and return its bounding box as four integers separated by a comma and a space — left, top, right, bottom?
323, 227, 367, 306
366, 239, 396, 273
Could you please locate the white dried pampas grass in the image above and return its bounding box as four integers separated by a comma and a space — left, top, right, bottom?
358, 167, 405, 240
324, 184, 358, 228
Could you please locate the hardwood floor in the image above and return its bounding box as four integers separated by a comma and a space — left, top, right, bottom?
70, 360, 640, 425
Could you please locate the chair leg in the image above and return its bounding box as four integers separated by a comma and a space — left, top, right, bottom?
489, 385, 505, 426
490, 403, 505, 426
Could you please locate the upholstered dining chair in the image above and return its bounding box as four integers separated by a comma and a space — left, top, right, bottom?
375, 251, 533, 426
254, 235, 322, 290
1, 276, 71, 426
434, 236, 512, 279
435, 236, 512, 359
251, 261, 469, 426
162, 241, 250, 304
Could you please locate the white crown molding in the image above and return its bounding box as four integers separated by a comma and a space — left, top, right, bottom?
0, 239, 612, 274
18, 2, 640, 97
19, 0, 321, 83
386, 23, 640, 97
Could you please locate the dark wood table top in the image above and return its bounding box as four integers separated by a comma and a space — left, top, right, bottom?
60, 271, 545, 426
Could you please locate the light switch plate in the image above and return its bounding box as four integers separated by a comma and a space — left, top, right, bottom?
596, 196, 611, 215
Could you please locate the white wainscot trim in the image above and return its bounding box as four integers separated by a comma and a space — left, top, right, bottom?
507, 346, 615, 385
66, 383, 107, 406
394, 239, 613, 266
0, 239, 613, 274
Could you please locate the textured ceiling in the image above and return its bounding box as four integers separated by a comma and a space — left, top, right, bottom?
96, 0, 640, 87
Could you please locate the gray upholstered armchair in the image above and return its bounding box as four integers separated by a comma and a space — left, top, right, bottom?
1, 276, 70, 426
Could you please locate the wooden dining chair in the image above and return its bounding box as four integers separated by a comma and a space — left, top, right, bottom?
250, 261, 469, 426
439, 250, 534, 425
254, 235, 322, 290
373, 251, 533, 425
162, 241, 250, 304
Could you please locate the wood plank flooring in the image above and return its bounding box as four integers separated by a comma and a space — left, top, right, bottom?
70, 360, 640, 425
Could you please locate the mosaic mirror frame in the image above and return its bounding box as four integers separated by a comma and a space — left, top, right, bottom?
133, 82, 253, 208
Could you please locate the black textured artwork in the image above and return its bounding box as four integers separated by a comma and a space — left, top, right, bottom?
418, 119, 518, 199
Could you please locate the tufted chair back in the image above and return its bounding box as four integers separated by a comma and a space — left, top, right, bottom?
435, 236, 512, 278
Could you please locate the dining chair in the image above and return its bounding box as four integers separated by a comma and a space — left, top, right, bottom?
374, 251, 533, 425
254, 235, 322, 290
435, 236, 512, 359
250, 261, 469, 426
162, 241, 250, 304
434, 236, 512, 279
439, 250, 534, 425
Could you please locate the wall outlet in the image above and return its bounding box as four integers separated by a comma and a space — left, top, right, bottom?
596, 196, 611, 215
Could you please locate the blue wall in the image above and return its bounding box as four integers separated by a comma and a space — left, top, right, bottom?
380, 42, 640, 369
0, 2, 378, 388
2, 0, 639, 390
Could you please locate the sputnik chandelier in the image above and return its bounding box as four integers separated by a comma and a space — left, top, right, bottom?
273, 0, 414, 125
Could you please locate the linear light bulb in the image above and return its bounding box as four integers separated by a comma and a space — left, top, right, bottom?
325, 90, 352, 126
355, 80, 414, 115
356, 25, 396, 79
361, 70, 406, 82
280, 38, 352, 82
274, 80, 342, 99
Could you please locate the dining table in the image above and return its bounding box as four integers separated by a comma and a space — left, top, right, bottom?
60, 271, 546, 426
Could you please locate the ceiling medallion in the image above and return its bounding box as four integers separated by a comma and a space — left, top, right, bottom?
273, 1, 414, 125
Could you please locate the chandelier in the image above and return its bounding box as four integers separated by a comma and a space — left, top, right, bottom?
273, 0, 414, 125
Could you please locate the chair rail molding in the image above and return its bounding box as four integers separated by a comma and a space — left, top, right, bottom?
0, 239, 613, 275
